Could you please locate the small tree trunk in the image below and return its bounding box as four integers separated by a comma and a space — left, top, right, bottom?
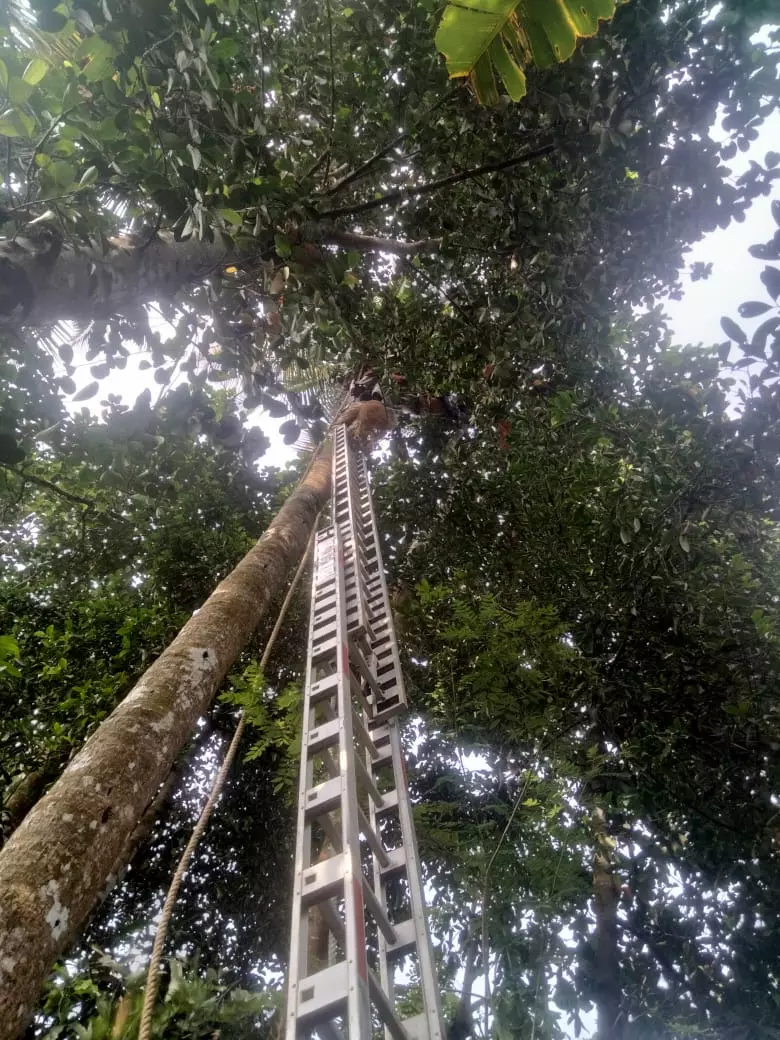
0, 449, 331, 1040
592, 805, 623, 1040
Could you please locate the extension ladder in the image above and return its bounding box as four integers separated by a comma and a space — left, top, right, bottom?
285, 424, 443, 1040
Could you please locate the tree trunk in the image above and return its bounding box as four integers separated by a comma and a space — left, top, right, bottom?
591, 805, 623, 1040
1, 760, 62, 841
0, 448, 331, 1040
0, 226, 438, 327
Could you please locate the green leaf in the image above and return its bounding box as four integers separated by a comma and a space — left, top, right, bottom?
211, 37, 239, 59
751, 316, 780, 354
738, 301, 771, 318
71, 381, 100, 402
50, 161, 76, 189
679, 534, 690, 553
77, 38, 118, 83
7, 77, 34, 106
23, 58, 49, 86
720, 315, 746, 344
220, 208, 243, 225
274, 233, 292, 258
279, 419, 300, 444
0, 634, 20, 663
488, 35, 526, 102
0, 107, 35, 138
0, 60, 8, 91
187, 143, 202, 170
760, 266, 780, 301
434, 0, 620, 104
78, 165, 99, 188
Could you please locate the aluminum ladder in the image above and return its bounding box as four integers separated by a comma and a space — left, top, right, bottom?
285, 424, 444, 1040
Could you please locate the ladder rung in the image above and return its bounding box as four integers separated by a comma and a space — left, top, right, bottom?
370, 723, 390, 745
385, 918, 417, 961
304, 777, 341, 819
358, 806, 389, 867
348, 640, 385, 705
294, 961, 348, 1025
400, 1012, 435, 1040
312, 636, 338, 661
313, 618, 338, 642
310, 672, 338, 703
348, 669, 374, 715
351, 709, 378, 759
300, 852, 344, 905
376, 788, 398, 816
379, 845, 407, 880
355, 753, 383, 806
318, 1022, 346, 1040
361, 876, 396, 943
368, 968, 409, 1040
307, 718, 340, 756
372, 699, 405, 724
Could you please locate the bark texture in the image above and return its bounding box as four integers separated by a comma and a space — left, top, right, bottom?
592, 805, 623, 1040
0, 449, 331, 1040
1, 761, 62, 840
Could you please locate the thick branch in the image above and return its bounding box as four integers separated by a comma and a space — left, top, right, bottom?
317, 142, 555, 220
320, 227, 441, 256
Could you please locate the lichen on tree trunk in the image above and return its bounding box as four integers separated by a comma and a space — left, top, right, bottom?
0, 449, 331, 1040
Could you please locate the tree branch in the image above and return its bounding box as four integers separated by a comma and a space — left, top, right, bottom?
317, 142, 555, 219
2, 463, 131, 524
320, 89, 460, 198
318, 226, 442, 256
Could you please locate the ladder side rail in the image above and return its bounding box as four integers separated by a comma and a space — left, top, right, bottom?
354, 453, 408, 718
389, 721, 444, 1040
286, 529, 336, 1040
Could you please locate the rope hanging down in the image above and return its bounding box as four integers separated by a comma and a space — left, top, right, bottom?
137, 529, 317, 1040
136, 386, 358, 1039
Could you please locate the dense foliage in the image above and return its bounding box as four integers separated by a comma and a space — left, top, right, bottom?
2, 0, 780, 1037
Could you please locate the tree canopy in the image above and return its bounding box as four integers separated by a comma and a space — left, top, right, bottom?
2, 0, 780, 1037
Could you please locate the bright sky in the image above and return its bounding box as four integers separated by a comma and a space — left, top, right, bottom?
664, 111, 780, 348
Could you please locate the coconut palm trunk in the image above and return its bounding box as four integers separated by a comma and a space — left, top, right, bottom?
0, 448, 331, 1040
0, 227, 438, 326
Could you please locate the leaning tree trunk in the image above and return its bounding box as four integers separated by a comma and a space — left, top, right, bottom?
0, 449, 331, 1040
591, 804, 624, 1040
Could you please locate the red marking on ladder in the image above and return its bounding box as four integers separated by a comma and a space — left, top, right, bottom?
352, 876, 368, 982
342, 644, 351, 674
